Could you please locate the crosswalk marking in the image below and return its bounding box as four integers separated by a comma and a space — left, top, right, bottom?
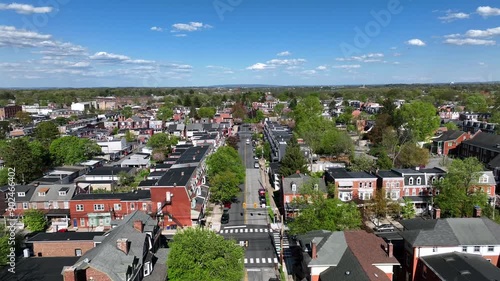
220, 227, 271, 234
243, 257, 278, 264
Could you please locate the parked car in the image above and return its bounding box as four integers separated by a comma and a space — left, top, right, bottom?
221, 208, 230, 224
374, 224, 395, 232
254, 162, 259, 168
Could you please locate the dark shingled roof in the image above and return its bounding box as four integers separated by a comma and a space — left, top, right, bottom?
463, 131, 500, 153
420, 252, 500, 281
27, 232, 105, 242
319, 248, 370, 281
433, 130, 466, 142
156, 166, 196, 187
86, 166, 133, 176
0, 257, 80, 281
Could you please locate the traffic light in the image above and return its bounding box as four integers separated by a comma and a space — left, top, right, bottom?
243, 203, 246, 209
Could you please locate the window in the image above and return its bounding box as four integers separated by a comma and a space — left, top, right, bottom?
22, 202, 29, 209
479, 175, 488, 183
409, 177, 414, 185
416, 178, 421, 185
75, 249, 82, 257
44, 202, 50, 209
17, 192, 25, 197
396, 182, 400, 188
38, 192, 46, 196
58, 191, 67, 196
488, 246, 494, 252
31, 203, 37, 209
368, 182, 372, 188
113, 203, 121, 211
142, 203, 147, 211
447, 142, 452, 147
412, 189, 416, 196
431, 177, 436, 184
462, 246, 467, 252
422, 265, 427, 279
94, 204, 105, 211
80, 218, 85, 227
432, 247, 437, 252
130, 203, 135, 210
405, 189, 410, 196
76, 204, 84, 211
474, 246, 480, 252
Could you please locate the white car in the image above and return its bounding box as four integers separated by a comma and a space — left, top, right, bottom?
254, 162, 259, 168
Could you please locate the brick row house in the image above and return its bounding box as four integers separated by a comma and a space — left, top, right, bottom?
324, 168, 378, 202
460, 131, 500, 180
431, 130, 473, 156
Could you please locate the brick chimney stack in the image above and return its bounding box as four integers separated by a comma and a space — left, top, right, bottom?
474, 206, 482, 217
134, 220, 144, 233
62, 266, 77, 281
311, 242, 317, 259
387, 242, 394, 258
434, 208, 441, 219
117, 238, 129, 255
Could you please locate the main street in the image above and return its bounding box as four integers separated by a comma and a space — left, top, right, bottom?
221, 124, 279, 281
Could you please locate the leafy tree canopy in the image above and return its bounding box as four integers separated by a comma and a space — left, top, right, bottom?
156, 106, 174, 122
198, 107, 216, 119
23, 209, 47, 232
167, 227, 244, 281
208, 171, 241, 204
34, 121, 59, 146
49, 136, 102, 165
279, 136, 308, 177
206, 146, 245, 184
146, 133, 179, 150
397, 101, 440, 142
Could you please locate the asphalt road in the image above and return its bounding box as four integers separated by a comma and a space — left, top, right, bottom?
224, 124, 279, 281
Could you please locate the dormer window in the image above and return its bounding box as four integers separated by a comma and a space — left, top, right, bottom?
291, 182, 297, 192
17, 192, 25, 197
431, 177, 436, 184
59, 191, 67, 196
479, 175, 488, 184
416, 178, 421, 185
38, 192, 46, 196
408, 177, 414, 185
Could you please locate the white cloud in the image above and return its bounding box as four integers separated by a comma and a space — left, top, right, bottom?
0, 25, 51, 47
266, 58, 306, 66
336, 53, 384, 62
444, 38, 496, 46
90, 52, 130, 62
301, 70, 316, 75
171, 22, 212, 32
406, 39, 426, 46
438, 12, 470, 22
150, 26, 163, 32
316, 65, 328, 70
477, 6, 500, 18
0, 3, 53, 14
465, 27, 500, 38
277, 51, 291, 56
173, 34, 187, 37
246, 63, 271, 70
444, 33, 461, 38
333, 64, 361, 69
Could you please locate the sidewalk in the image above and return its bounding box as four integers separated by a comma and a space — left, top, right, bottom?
206, 203, 222, 233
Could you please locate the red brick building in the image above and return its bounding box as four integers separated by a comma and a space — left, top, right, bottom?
324, 168, 378, 202
26, 232, 104, 257
431, 130, 472, 156
0, 105, 22, 120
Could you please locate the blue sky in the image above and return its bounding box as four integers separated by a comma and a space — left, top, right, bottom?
0, 0, 499, 87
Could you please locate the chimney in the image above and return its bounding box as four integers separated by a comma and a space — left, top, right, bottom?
311, 242, 317, 259
473, 206, 482, 217
434, 208, 441, 219
62, 266, 77, 281
387, 242, 394, 258
133, 220, 144, 233
116, 238, 129, 255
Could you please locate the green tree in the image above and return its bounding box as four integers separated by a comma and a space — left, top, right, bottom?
193, 95, 202, 108
156, 106, 173, 121
167, 227, 244, 281
146, 133, 178, 152
53, 117, 68, 126
465, 94, 488, 113
1, 138, 43, 183
209, 171, 241, 204
15, 111, 32, 126
292, 95, 322, 125
206, 146, 245, 184
289, 184, 361, 235
401, 198, 416, 219
225, 136, 239, 150
395, 143, 429, 168
434, 157, 488, 218
397, 101, 440, 141
273, 103, 285, 117
23, 209, 47, 232
34, 121, 60, 146
118, 171, 134, 187
121, 106, 133, 118
231, 103, 247, 120
198, 107, 216, 119
183, 95, 192, 107
124, 130, 136, 143
0, 121, 10, 139
279, 136, 308, 177
50, 136, 102, 165
444, 122, 459, 131
349, 154, 375, 172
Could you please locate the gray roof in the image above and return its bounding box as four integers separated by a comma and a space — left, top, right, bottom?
297, 231, 347, 267
376, 170, 403, 178
488, 154, 500, 169
433, 130, 466, 142
401, 218, 500, 247
282, 174, 327, 195
73, 211, 156, 281
462, 132, 500, 153
13, 185, 37, 202
186, 123, 203, 131
319, 248, 370, 281
30, 184, 76, 202
473, 171, 496, 185
420, 252, 500, 281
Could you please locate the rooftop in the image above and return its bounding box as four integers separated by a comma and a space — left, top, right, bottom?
156, 166, 197, 187
27, 232, 105, 242
421, 252, 500, 281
